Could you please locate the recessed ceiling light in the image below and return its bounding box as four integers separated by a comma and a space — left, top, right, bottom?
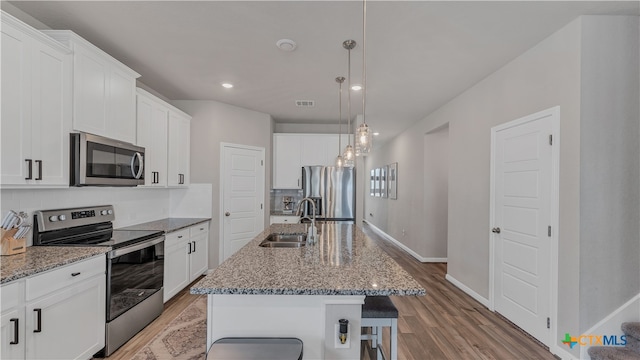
351, 85, 362, 91
373, 132, 380, 136
276, 39, 297, 52
222, 83, 233, 89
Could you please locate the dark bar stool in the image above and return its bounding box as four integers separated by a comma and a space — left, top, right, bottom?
361, 296, 398, 360
206, 337, 303, 360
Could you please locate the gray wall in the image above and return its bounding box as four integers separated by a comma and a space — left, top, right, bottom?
173, 100, 273, 268
365, 17, 584, 354
578, 16, 640, 330
364, 15, 640, 355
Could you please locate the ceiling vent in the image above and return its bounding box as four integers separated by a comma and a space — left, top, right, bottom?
295, 100, 315, 107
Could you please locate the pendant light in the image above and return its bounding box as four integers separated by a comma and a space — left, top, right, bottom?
342, 39, 356, 167
335, 76, 345, 167
355, 0, 372, 155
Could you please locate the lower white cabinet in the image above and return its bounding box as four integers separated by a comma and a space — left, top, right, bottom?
164, 222, 209, 302
1, 281, 25, 359
0, 255, 106, 360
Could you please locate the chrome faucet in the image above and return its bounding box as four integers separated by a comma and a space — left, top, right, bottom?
296, 197, 317, 244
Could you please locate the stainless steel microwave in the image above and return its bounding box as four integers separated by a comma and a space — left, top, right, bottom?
70, 133, 145, 186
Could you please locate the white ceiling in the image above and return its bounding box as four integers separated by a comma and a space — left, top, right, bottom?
6, 1, 639, 145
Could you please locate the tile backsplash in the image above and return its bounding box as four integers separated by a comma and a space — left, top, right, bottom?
1, 184, 212, 246
270, 189, 303, 213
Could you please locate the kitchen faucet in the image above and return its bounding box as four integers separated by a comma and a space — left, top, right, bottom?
296, 197, 317, 244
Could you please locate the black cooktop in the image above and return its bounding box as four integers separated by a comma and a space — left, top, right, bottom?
98, 229, 164, 248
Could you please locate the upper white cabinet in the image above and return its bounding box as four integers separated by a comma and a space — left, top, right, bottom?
136, 88, 191, 188
1, 12, 72, 188
167, 111, 191, 187
42, 30, 140, 144
273, 134, 302, 189
136, 89, 169, 187
272, 133, 348, 189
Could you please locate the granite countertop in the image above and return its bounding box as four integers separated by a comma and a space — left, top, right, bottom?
191, 223, 426, 296
118, 218, 210, 233
1, 246, 109, 284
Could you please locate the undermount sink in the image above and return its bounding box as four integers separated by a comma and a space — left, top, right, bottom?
259, 233, 307, 248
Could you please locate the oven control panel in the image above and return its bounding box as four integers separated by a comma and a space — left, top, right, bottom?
36, 205, 115, 231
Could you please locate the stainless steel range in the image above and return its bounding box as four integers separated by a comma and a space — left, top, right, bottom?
33, 205, 164, 357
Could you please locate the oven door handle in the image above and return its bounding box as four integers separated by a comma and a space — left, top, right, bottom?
108, 236, 164, 259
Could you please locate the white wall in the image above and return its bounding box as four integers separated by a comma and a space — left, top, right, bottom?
172, 100, 272, 268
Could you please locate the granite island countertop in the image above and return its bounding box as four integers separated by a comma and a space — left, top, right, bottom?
191, 223, 425, 296
1, 246, 109, 284
118, 217, 210, 233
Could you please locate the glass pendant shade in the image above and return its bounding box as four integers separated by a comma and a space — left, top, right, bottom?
335, 155, 344, 167
356, 123, 372, 154
343, 144, 355, 167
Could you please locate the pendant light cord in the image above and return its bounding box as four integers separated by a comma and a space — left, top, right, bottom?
338, 79, 343, 152
347, 46, 352, 146
362, 0, 367, 125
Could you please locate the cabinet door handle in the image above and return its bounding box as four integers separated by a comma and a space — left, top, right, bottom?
35, 160, 43, 180
34, 308, 42, 333
192, 241, 196, 252
154, 171, 159, 184
25, 159, 33, 180
71, 272, 81, 277
9, 318, 19, 344
178, 235, 183, 239
188, 242, 192, 254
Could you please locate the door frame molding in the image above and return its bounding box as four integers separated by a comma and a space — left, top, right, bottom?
488, 106, 560, 351
219, 142, 266, 264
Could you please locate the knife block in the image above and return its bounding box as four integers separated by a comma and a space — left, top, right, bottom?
1, 228, 26, 255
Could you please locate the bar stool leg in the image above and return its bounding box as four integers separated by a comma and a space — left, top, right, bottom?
390, 318, 398, 360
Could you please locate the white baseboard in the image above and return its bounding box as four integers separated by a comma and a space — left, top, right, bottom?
445, 274, 490, 308
578, 293, 640, 360
363, 220, 446, 263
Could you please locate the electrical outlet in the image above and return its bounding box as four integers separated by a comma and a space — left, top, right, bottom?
334, 324, 351, 349
402, 229, 406, 236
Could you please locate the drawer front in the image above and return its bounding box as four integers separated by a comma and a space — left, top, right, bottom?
165, 228, 190, 248
26, 255, 105, 301
270, 216, 300, 224
190, 222, 209, 237
1, 280, 24, 310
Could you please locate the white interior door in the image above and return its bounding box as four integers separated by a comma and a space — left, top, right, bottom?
221, 144, 265, 261
491, 108, 558, 346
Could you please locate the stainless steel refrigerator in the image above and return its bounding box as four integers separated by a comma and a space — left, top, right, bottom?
301, 166, 355, 221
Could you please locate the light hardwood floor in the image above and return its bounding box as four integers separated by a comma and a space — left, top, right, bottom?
104, 223, 557, 360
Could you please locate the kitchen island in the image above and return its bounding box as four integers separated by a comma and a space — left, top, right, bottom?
191, 222, 425, 359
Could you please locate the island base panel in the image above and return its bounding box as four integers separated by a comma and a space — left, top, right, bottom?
207, 294, 364, 360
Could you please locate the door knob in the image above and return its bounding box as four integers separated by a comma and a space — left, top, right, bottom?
492, 227, 501, 234
225, 212, 230, 217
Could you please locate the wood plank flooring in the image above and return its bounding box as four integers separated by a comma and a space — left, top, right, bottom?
360, 225, 557, 360
104, 223, 557, 360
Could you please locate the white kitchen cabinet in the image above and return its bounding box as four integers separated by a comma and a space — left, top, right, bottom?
1, 13, 72, 188
269, 215, 300, 224
163, 229, 190, 302
167, 111, 191, 187
42, 30, 140, 144
273, 134, 302, 189
1, 281, 25, 359
272, 134, 349, 189
189, 224, 209, 281
163, 222, 209, 303
136, 89, 169, 187
0, 255, 105, 360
